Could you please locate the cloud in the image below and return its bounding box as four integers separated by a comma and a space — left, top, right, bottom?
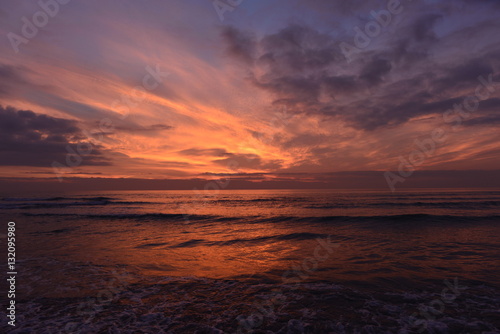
0, 62, 122, 121
178, 148, 231, 157
432, 58, 494, 93
180, 147, 284, 171
222, 1, 500, 131
221, 27, 256, 64
213, 153, 283, 171
101, 123, 174, 135
0, 63, 30, 97
359, 57, 392, 85
412, 14, 442, 43
0, 106, 110, 167
464, 115, 500, 126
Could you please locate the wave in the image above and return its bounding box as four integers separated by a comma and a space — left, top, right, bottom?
306, 200, 500, 209
22, 212, 500, 226
29, 227, 80, 235
354, 191, 500, 198
0, 200, 113, 209
168, 232, 329, 248
376, 200, 500, 207
276, 214, 500, 225
2, 196, 115, 202
311, 213, 500, 224
0, 196, 154, 209
23, 212, 215, 221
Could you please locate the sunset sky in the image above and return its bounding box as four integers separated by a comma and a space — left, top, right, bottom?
1, 0, 499, 190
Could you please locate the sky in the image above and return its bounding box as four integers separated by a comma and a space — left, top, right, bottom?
0, 0, 499, 190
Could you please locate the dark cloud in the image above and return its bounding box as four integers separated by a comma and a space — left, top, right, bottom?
282, 133, 327, 149
0, 106, 110, 167
178, 148, 230, 157
432, 59, 494, 93
463, 98, 500, 126
259, 24, 340, 71
222, 0, 500, 131
464, 115, 500, 126
296, 0, 387, 16
221, 27, 256, 64
0, 64, 29, 97
222, 23, 397, 125
478, 97, 500, 110
213, 153, 283, 170
101, 123, 174, 135
349, 96, 464, 130
412, 14, 442, 42
0, 64, 20, 82
359, 57, 392, 85
223, 24, 347, 114
321, 75, 358, 95
180, 147, 284, 170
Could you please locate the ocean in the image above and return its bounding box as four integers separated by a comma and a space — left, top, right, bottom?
0, 189, 499, 333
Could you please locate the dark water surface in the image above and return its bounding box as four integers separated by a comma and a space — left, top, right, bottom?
1, 189, 499, 333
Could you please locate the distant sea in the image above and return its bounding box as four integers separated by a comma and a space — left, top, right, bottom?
1, 189, 499, 333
